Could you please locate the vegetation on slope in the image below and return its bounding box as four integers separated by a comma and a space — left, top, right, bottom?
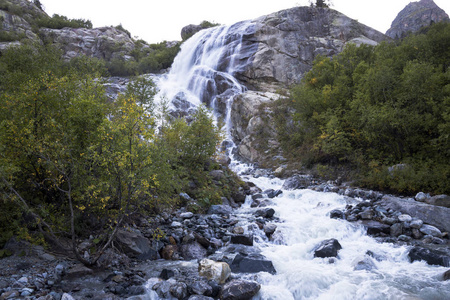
0, 43, 240, 260
276, 22, 450, 195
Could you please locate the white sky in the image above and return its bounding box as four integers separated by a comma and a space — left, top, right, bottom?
40, 0, 450, 44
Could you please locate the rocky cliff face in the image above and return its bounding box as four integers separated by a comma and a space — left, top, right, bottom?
228, 6, 389, 165
0, 0, 138, 61
39, 27, 136, 61
386, 0, 449, 39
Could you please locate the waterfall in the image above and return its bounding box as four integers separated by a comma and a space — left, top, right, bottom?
151, 19, 450, 300
156, 20, 256, 135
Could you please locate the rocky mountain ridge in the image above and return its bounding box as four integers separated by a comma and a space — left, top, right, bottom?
386, 0, 449, 39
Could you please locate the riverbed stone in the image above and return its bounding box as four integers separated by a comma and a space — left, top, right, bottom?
352, 256, 377, 271
313, 238, 342, 258
378, 195, 450, 233
390, 223, 403, 237
207, 205, 232, 215
220, 280, 261, 300
263, 223, 277, 236
230, 234, 253, 246
426, 195, 450, 208
419, 224, 442, 237
231, 253, 276, 274
398, 214, 412, 222
329, 209, 345, 219
180, 241, 207, 260
408, 247, 450, 267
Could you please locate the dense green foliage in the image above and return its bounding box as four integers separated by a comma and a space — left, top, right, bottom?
36, 14, 92, 29
0, 44, 226, 254
280, 22, 450, 195
106, 40, 181, 76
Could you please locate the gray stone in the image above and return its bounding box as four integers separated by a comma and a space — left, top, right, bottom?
180, 241, 207, 260
230, 254, 276, 274
420, 224, 443, 237
314, 238, 342, 258
390, 223, 403, 237
220, 280, 261, 300
281, 174, 312, 190
426, 195, 450, 208
378, 195, 450, 233
398, 214, 412, 222
180, 212, 194, 219
410, 219, 423, 229
408, 247, 450, 267
115, 229, 158, 260
264, 223, 277, 236
386, 0, 449, 39
415, 192, 430, 202
352, 256, 377, 271
207, 205, 232, 215
230, 234, 253, 246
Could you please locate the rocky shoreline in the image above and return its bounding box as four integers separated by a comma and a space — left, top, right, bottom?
1, 171, 449, 300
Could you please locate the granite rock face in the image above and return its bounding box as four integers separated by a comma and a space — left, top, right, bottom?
386, 0, 449, 39
235, 6, 389, 92
39, 26, 136, 61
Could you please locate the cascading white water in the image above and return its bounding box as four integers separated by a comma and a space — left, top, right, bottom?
152, 20, 450, 300
235, 175, 449, 300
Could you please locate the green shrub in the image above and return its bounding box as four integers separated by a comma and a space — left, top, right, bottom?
36, 14, 92, 29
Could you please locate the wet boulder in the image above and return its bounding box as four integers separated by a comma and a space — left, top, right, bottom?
230, 234, 253, 246
281, 174, 312, 190
408, 247, 450, 267
207, 205, 232, 215
352, 256, 377, 271
220, 280, 261, 300
230, 253, 276, 274
359, 220, 391, 236
329, 209, 345, 219
313, 238, 342, 258
180, 241, 208, 260
254, 208, 275, 218
115, 229, 159, 260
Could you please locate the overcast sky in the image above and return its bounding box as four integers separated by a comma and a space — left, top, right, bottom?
39, 0, 450, 44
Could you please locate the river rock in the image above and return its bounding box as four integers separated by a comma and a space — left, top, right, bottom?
378, 195, 450, 233
359, 220, 391, 236
230, 234, 253, 246
352, 256, 377, 271
180, 241, 207, 260
426, 195, 450, 208
208, 205, 232, 215
263, 223, 277, 236
170, 282, 188, 299
329, 209, 345, 219
230, 254, 276, 274
181, 212, 195, 219
282, 174, 312, 190
313, 238, 342, 258
254, 208, 275, 218
415, 192, 430, 202
398, 214, 412, 222
189, 280, 213, 296
390, 223, 403, 237
220, 280, 261, 300
408, 247, 450, 267
444, 269, 450, 281
198, 259, 231, 284
419, 224, 443, 237
410, 219, 423, 229
114, 229, 159, 260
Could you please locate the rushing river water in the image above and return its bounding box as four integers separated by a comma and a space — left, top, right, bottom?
149, 22, 450, 299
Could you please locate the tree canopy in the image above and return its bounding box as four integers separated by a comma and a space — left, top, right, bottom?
279, 22, 450, 195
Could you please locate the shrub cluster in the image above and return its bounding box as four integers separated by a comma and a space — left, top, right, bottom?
278, 22, 450, 195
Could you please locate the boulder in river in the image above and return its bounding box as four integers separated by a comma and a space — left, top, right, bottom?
313, 238, 342, 258
220, 279, 261, 300
230, 253, 276, 274
408, 247, 450, 267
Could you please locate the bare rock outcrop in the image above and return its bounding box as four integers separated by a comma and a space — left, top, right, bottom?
386, 0, 449, 39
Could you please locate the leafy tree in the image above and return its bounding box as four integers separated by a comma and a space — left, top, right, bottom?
282, 22, 450, 194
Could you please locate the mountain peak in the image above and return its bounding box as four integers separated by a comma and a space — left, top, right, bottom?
386, 0, 449, 39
